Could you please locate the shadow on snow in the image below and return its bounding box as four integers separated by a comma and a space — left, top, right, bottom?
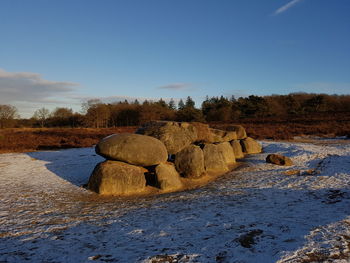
27, 147, 103, 187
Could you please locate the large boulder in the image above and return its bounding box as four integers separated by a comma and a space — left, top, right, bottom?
87, 160, 147, 195
240, 137, 262, 154
155, 163, 183, 192
230, 140, 245, 159
203, 144, 229, 173
216, 142, 236, 164
266, 154, 293, 166
225, 125, 247, 139
136, 121, 197, 154
175, 145, 205, 178
191, 122, 213, 143
96, 133, 168, 166
210, 128, 237, 143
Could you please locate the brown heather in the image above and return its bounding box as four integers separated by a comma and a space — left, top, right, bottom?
1, 112, 349, 153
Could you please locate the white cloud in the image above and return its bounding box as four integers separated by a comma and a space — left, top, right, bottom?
274, 0, 303, 15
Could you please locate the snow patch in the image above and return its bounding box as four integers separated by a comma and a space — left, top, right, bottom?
0, 141, 349, 262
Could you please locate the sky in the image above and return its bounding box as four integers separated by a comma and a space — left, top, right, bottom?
0, 0, 349, 118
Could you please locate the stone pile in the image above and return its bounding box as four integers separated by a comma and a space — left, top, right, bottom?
87, 121, 262, 196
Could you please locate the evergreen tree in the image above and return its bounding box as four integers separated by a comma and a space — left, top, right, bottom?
157, 98, 167, 108
178, 99, 185, 110
168, 98, 176, 110
185, 96, 195, 108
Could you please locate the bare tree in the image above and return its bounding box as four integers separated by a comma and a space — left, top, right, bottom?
81, 99, 102, 114
33, 107, 50, 128
83, 100, 110, 128
52, 107, 73, 118
50, 107, 74, 127
0, 104, 18, 128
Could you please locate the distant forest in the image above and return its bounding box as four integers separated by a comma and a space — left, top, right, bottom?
1, 93, 350, 128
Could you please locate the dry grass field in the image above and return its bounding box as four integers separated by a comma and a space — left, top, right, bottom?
1, 114, 349, 153
213, 113, 350, 140
0, 127, 137, 153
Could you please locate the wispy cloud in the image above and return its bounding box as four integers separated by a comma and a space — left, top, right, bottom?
0, 68, 79, 104
157, 83, 194, 90
0, 68, 80, 117
274, 0, 303, 15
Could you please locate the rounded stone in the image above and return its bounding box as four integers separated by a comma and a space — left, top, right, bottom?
136, 121, 197, 154
240, 137, 262, 154
216, 142, 236, 164
155, 162, 183, 192
87, 160, 147, 195
203, 144, 229, 173
175, 145, 205, 178
266, 154, 293, 166
225, 125, 247, 139
230, 140, 245, 159
96, 133, 168, 166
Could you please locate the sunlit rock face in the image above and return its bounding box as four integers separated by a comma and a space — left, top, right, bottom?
240, 137, 262, 154
155, 162, 183, 192
216, 142, 236, 165
225, 125, 247, 140
136, 121, 197, 155
88, 160, 147, 195
203, 143, 229, 173
175, 144, 205, 178
89, 121, 262, 196
230, 140, 245, 159
96, 133, 168, 166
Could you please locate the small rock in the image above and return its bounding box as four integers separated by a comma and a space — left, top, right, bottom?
88, 255, 102, 261
237, 229, 263, 248
266, 154, 293, 166
283, 170, 300, 176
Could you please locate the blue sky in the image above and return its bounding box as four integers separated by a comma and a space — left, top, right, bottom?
0, 0, 349, 117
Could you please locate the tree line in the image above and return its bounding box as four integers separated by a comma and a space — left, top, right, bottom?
1, 93, 350, 128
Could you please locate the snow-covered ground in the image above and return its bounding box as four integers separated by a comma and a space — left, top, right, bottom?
0, 140, 349, 263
